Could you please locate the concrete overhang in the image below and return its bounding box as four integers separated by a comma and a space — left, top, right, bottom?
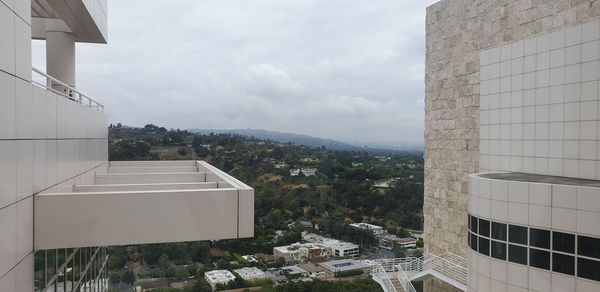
32, 0, 108, 43
34, 160, 254, 249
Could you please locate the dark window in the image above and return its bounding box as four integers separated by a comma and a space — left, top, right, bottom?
508, 245, 527, 265
553, 232, 575, 254
479, 218, 490, 237
578, 258, 600, 282
470, 215, 478, 233
491, 241, 506, 260
470, 233, 478, 252
529, 249, 550, 270
491, 222, 507, 241
579, 235, 600, 259
530, 228, 550, 249
479, 238, 490, 256
552, 253, 575, 276
509, 225, 527, 245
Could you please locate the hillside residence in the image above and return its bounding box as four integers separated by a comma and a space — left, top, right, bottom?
298, 263, 327, 278
273, 242, 332, 264
204, 270, 236, 289
349, 223, 387, 236
302, 233, 360, 257
289, 169, 300, 176
281, 265, 309, 278
233, 267, 268, 282
301, 168, 317, 176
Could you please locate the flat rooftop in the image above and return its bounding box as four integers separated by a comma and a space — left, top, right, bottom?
319, 259, 370, 272
479, 172, 600, 187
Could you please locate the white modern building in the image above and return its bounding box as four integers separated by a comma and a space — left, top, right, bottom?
301, 233, 360, 258
204, 270, 236, 289
349, 223, 386, 236
323, 239, 360, 258
0, 1, 254, 291
233, 267, 268, 282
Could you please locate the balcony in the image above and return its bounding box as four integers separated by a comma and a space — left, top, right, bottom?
34, 160, 254, 249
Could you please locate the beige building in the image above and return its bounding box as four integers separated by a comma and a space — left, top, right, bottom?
423, 0, 600, 291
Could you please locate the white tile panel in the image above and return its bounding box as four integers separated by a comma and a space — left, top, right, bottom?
14, 17, 30, 81
0, 3, 15, 75
0, 205, 16, 278
0, 140, 16, 209
15, 79, 32, 139
528, 268, 551, 292
15, 197, 32, 261
15, 140, 33, 201
552, 207, 577, 232
529, 205, 551, 228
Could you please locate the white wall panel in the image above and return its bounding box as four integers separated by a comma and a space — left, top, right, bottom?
0, 141, 16, 209
0, 205, 16, 278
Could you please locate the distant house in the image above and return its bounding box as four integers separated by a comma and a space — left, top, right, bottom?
300, 158, 318, 163
319, 259, 371, 277
349, 223, 386, 237
302, 233, 360, 258
273, 242, 332, 264
369, 178, 398, 193
301, 168, 317, 176
298, 263, 326, 278
233, 267, 268, 282
290, 169, 300, 176
204, 270, 236, 289
281, 265, 309, 278
274, 162, 288, 169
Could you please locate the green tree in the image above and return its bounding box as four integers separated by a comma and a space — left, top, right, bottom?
121, 270, 136, 285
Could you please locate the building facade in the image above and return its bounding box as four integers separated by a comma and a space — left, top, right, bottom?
0, 1, 254, 291
425, 0, 600, 291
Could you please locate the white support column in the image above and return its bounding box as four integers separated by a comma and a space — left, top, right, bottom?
46, 31, 76, 91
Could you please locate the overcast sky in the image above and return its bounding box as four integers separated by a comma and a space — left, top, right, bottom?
33, 0, 438, 149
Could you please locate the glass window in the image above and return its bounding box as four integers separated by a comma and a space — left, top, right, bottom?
479, 237, 490, 256
491, 222, 507, 241
470, 215, 478, 233
552, 253, 575, 276
479, 218, 490, 237
529, 249, 550, 270
579, 235, 600, 259
509, 225, 527, 245
470, 233, 478, 252
491, 241, 506, 260
508, 244, 527, 265
578, 258, 600, 282
553, 232, 575, 254
530, 228, 550, 249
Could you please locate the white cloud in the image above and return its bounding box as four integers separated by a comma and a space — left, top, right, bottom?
32, 0, 435, 148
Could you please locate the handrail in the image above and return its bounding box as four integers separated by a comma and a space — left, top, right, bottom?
396, 265, 417, 292
370, 261, 398, 292
32, 67, 104, 112
373, 252, 468, 292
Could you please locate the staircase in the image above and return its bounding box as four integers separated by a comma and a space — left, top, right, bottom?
371, 252, 467, 292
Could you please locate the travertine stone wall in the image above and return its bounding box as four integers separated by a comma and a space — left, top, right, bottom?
424, 0, 600, 290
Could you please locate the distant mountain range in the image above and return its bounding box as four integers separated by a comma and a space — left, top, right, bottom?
188, 128, 422, 154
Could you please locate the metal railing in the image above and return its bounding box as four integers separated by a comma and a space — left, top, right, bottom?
370, 261, 398, 292
373, 252, 468, 292
32, 67, 104, 112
